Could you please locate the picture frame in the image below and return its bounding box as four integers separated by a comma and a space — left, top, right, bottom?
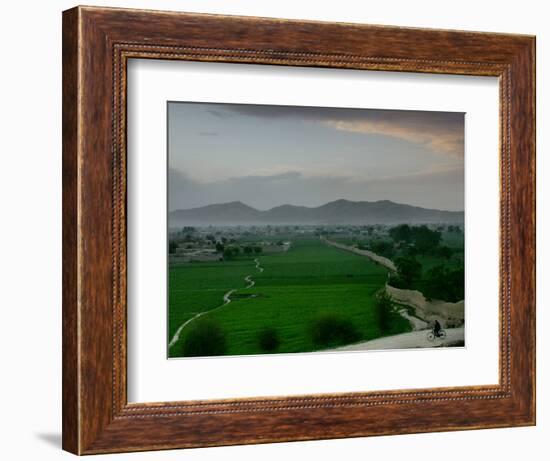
62, 5, 535, 455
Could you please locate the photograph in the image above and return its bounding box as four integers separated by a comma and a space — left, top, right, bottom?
167, 102, 466, 358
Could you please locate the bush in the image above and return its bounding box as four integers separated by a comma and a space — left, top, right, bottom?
375, 291, 394, 333
257, 327, 281, 353
310, 313, 360, 348
181, 319, 227, 357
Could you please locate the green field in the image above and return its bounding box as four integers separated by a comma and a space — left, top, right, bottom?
168, 238, 410, 357
168, 259, 255, 339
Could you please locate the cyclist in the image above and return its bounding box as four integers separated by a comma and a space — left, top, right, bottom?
433, 319, 442, 337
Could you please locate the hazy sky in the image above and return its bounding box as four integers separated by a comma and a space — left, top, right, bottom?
168, 102, 464, 211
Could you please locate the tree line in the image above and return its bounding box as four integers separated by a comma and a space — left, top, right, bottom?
388, 224, 464, 302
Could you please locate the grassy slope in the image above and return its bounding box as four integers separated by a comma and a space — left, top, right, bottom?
170, 238, 411, 357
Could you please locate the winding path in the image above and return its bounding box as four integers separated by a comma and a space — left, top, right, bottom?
168, 288, 236, 349
169, 257, 265, 349
244, 275, 255, 288
254, 258, 264, 272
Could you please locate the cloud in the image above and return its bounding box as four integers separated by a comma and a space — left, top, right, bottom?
321, 118, 463, 158
206, 103, 464, 158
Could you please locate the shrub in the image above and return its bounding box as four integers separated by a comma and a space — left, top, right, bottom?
257, 327, 281, 353
310, 313, 360, 348
375, 291, 394, 333
181, 319, 227, 357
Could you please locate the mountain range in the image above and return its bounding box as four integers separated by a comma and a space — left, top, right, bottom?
169, 199, 464, 226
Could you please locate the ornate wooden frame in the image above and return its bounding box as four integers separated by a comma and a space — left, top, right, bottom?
62, 5, 536, 455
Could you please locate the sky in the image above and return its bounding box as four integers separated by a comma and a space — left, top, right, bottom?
168, 102, 464, 212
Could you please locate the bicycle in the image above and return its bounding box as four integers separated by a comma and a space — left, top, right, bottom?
426, 328, 447, 341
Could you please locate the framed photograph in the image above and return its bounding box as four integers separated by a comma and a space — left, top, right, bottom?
62, 6, 535, 455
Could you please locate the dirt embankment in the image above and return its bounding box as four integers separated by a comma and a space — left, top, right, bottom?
386, 285, 464, 328
320, 237, 464, 329
321, 237, 396, 271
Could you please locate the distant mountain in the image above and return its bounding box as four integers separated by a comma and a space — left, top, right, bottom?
169, 199, 464, 226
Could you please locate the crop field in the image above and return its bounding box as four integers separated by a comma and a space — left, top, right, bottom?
168, 238, 410, 357
168, 259, 255, 340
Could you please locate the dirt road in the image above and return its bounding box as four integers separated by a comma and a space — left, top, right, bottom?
330, 327, 464, 352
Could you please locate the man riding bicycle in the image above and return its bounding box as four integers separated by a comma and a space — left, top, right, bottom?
426, 319, 446, 341
433, 319, 442, 337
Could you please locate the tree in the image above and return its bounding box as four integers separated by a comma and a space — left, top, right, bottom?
375, 291, 394, 333
389, 224, 412, 243
411, 225, 441, 253
215, 242, 224, 253
435, 245, 453, 259
223, 247, 237, 260
394, 256, 422, 287
168, 241, 178, 254
369, 240, 395, 259
253, 246, 263, 254
243, 245, 254, 255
